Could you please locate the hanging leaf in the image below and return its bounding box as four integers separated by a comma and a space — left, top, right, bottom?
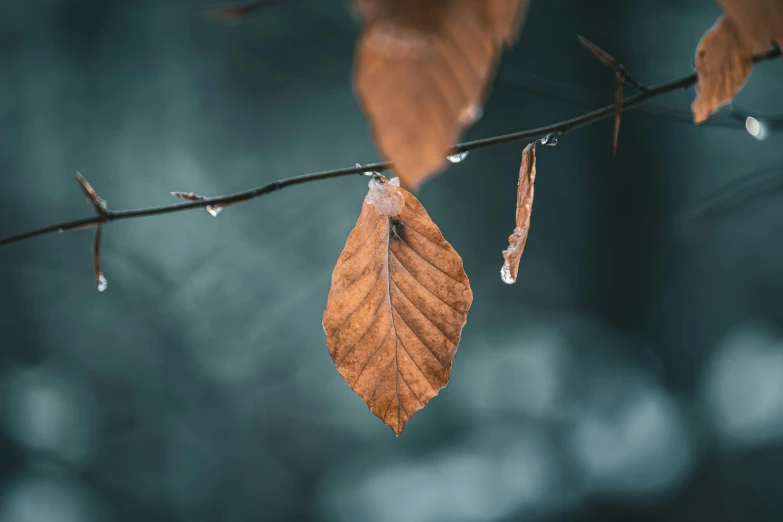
501, 142, 536, 285
717, 0, 783, 52
353, 0, 529, 189
692, 16, 754, 124
487, 0, 530, 45
323, 175, 473, 435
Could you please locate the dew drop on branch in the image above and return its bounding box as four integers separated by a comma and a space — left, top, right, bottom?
447, 151, 469, 163
206, 206, 223, 217
97, 274, 108, 292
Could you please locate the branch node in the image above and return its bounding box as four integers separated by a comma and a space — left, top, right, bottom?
577, 35, 650, 93
171, 191, 226, 217
76, 172, 108, 215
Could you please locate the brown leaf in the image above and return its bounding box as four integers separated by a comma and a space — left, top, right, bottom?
718, 0, 783, 52
501, 142, 536, 285
323, 176, 473, 435
487, 0, 530, 45
692, 16, 754, 124
353, 0, 529, 189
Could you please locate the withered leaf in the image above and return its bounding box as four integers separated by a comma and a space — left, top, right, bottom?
323, 176, 473, 435
717, 0, 783, 52
353, 0, 529, 189
501, 142, 536, 285
692, 16, 754, 124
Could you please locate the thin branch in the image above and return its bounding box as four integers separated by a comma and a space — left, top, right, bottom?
0, 45, 780, 249
577, 35, 650, 92
613, 72, 624, 157
211, 0, 289, 22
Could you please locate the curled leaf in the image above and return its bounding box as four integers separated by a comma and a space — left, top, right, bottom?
323, 176, 473, 435
692, 16, 754, 124
353, 0, 529, 189
501, 142, 536, 285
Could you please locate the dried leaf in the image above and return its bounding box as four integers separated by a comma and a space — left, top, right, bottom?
353, 0, 529, 189
501, 143, 536, 285
717, 0, 783, 52
692, 16, 754, 124
323, 176, 473, 435
613, 73, 623, 157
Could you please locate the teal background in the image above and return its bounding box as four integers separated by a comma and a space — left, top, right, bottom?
2, 1, 783, 521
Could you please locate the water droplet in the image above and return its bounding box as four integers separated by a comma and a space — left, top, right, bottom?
500, 264, 515, 285
540, 134, 558, 146
206, 206, 223, 217
447, 151, 469, 163
745, 116, 770, 141
356, 163, 376, 177
97, 274, 108, 292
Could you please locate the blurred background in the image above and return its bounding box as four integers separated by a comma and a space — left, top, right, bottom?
2, 0, 783, 521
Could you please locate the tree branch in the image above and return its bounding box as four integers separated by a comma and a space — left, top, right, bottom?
1, 45, 779, 249
212, 0, 290, 22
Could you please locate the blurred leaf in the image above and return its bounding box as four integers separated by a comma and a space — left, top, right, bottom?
692, 16, 753, 124
323, 176, 473, 435
352, 0, 529, 189
501, 142, 536, 285
717, 0, 783, 52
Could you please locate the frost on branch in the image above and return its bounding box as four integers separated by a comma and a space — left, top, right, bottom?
365, 176, 405, 217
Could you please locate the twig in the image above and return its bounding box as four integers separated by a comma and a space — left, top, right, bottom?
75, 172, 110, 290
614, 72, 624, 157
500, 66, 783, 130
94, 225, 107, 291
577, 35, 650, 93
211, 0, 289, 22
76, 171, 108, 215
0, 45, 780, 249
